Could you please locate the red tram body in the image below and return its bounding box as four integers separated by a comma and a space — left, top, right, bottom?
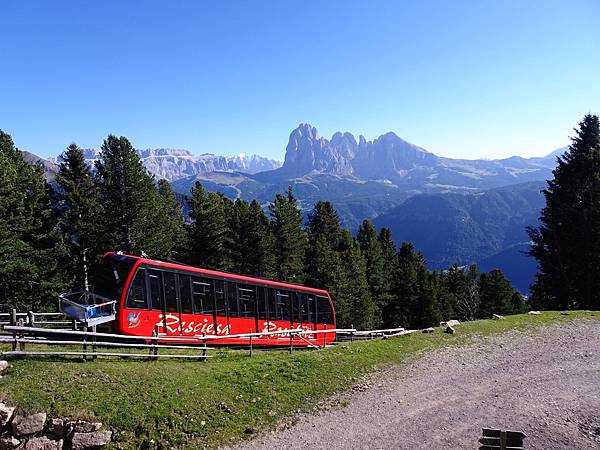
91, 252, 337, 347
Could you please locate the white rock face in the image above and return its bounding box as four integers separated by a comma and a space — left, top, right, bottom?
81, 148, 281, 181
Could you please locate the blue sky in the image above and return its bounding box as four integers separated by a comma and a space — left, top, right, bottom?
1, 0, 598, 160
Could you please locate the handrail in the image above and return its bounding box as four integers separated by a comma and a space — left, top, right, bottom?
2, 326, 204, 343
346, 327, 405, 336
197, 328, 356, 340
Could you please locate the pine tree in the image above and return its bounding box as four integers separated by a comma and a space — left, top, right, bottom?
444, 264, 479, 321
510, 291, 528, 314
528, 114, 600, 310
335, 239, 375, 329
95, 135, 163, 256
409, 265, 440, 329
245, 200, 276, 278
384, 242, 421, 328
357, 219, 389, 325
154, 179, 186, 259
269, 187, 306, 283
187, 181, 231, 269
0, 130, 66, 310
56, 143, 100, 289
305, 201, 344, 290
478, 269, 514, 317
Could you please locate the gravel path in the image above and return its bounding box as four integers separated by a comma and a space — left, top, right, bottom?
234, 319, 600, 450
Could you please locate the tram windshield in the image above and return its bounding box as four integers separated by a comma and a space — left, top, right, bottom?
92, 254, 136, 301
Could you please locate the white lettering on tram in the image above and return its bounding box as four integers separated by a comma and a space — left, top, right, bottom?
155, 314, 230, 336
261, 321, 314, 338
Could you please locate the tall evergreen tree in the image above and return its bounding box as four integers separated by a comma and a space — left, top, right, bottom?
56, 143, 100, 289
0, 130, 66, 310
357, 219, 390, 325
187, 181, 231, 269
95, 135, 163, 255
478, 269, 514, 317
305, 201, 344, 290
384, 242, 422, 328
269, 187, 306, 283
528, 114, 600, 310
335, 238, 375, 329
244, 200, 276, 278
154, 179, 186, 259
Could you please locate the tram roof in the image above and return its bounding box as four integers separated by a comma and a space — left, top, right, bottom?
105, 252, 332, 296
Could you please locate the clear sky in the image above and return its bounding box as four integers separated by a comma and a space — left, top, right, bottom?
1, 0, 598, 160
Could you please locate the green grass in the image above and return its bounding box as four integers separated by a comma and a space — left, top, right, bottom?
1, 311, 597, 449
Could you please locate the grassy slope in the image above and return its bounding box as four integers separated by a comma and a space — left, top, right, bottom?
0, 311, 597, 449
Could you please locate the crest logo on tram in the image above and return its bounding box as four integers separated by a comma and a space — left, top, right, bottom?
127, 311, 141, 328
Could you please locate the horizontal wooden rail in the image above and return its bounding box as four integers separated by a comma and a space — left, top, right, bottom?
337, 327, 405, 335
0, 338, 212, 351
197, 328, 356, 340
1, 351, 211, 359
3, 326, 204, 342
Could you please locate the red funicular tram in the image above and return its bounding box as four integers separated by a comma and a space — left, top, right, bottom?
60, 252, 337, 347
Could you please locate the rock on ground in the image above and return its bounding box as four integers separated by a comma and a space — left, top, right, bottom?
24, 436, 62, 450
233, 318, 600, 450
71, 431, 112, 450
0, 403, 15, 427
11, 412, 47, 437
0, 436, 20, 449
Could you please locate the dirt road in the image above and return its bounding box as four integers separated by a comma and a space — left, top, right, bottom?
235, 319, 600, 449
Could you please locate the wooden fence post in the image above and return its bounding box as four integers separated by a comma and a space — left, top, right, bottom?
201, 332, 207, 358
11, 310, 17, 351
17, 318, 25, 352
351, 324, 354, 343
289, 331, 294, 354
82, 325, 88, 362
249, 329, 253, 358
152, 325, 159, 359
92, 325, 97, 361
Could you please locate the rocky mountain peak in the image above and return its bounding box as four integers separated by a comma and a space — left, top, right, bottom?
281, 124, 355, 177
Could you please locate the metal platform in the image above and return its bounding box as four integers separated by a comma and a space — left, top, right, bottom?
58, 291, 117, 327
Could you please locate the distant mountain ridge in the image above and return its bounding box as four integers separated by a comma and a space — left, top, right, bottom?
79, 148, 282, 181
263, 123, 563, 191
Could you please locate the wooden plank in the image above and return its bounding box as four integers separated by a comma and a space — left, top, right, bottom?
0, 338, 213, 351
1, 351, 211, 359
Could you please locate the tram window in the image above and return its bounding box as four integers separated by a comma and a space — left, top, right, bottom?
125, 268, 148, 309
192, 277, 214, 314
256, 287, 268, 320
302, 294, 314, 324
214, 280, 226, 317
148, 270, 164, 311
316, 295, 333, 325
226, 282, 239, 317
163, 271, 178, 313
238, 285, 256, 318
276, 290, 290, 321
178, 274, 193, 314
267, 288, 278, 321
291, 292, 301, 323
